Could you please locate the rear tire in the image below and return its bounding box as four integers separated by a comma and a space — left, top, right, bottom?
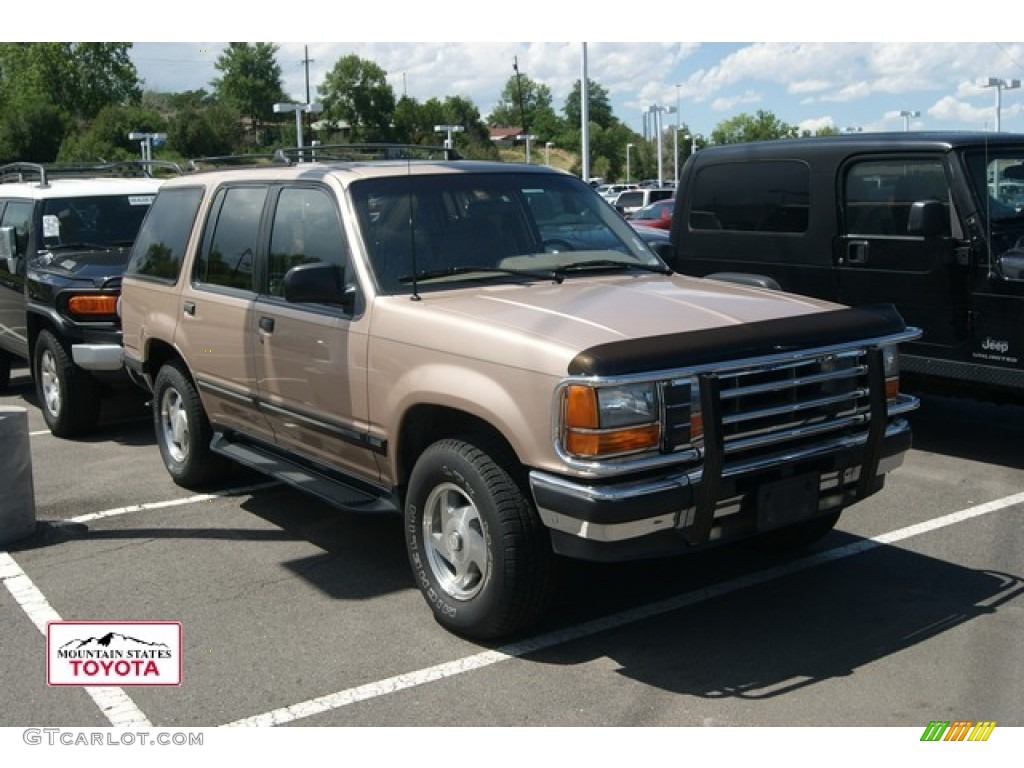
405, 436, 556, 640
152, 361, 228, 488
34, 330, 101, 437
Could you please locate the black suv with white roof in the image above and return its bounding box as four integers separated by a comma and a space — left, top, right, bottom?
0, 161, 171, 435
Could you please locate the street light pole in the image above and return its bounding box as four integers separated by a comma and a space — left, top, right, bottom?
544, 141, 554, 166
899, 109, 920, 132
127, 132, 167, 164
274, 102, 321, 161
674, 83, 681, 185
516, 134, 538, 163
433, 124, 465, 150
980, 78, 1021, 132
647, 104, 675, 187
626, 143, 634, 183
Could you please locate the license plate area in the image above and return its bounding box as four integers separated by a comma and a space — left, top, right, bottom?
757, 472, 821, 531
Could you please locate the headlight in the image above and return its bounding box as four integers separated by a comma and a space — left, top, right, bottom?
67, 294, 119, 319
563, 382, 661, 458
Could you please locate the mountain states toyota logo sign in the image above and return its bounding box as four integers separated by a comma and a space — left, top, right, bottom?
47, 621, 182, 686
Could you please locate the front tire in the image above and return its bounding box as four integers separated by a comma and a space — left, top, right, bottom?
152, 361, 227, 488
405, 436, 555, 640
34, 330, 100, 437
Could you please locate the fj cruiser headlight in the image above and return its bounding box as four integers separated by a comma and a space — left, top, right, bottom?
563, 382, 661, 458
67, 294, 120, 319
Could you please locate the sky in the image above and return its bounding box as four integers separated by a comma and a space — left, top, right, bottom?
43, 2, 1024, 139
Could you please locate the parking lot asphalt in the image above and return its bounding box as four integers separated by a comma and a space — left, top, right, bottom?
2, 360, 1023, 757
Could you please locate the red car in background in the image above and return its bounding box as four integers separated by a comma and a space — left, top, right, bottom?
628, 198, 675, 230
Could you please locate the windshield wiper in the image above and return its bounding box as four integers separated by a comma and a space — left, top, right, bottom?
553, 259, 672, 275
45, 242, 114, 252
399, 265, 564, 284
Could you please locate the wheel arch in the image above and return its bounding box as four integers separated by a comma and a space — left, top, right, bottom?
395, 405, 526, 497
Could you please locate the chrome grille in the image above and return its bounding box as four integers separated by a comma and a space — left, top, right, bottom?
716, 349, 871, 456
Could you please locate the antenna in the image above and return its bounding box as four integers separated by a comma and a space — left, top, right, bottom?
407, 160, 420, 301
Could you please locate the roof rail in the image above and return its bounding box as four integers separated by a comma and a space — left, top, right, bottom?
0, 160, 183, 187
276, 143, 462, 162
185, 143, 462, 172
185, 151, 290, 172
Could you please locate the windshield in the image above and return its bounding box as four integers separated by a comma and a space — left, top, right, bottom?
963, 148, 1024, 222
40, 194, 155, 250
351, 171, 664, 294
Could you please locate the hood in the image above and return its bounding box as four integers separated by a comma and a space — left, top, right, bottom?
371, 272, 849, 375
30, 247, 131, 286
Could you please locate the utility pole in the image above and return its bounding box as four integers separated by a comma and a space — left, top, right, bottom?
513, 56, 528, 135
302, 46, 314, 140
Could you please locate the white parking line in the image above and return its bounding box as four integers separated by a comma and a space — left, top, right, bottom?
225, 490, 1024, 727
0, 552, 152, 728
0, 481, 276, 728
3, 489, 1022, 728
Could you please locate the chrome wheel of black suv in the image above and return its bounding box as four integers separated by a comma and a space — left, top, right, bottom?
33, 330, 100, 437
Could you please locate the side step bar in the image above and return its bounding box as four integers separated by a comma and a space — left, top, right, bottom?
210, 433, 398, 514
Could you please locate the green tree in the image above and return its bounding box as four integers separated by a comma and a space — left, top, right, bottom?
487, 73, 559, 138
318, 54, 396, 142
564, 79, 614, 131
0, 43, 140, 122
0, 43, 141, 161
58, 105, 167, 162
711, 110, 798, 145
168, 102, 243, 158
211, 43, 287, 142
0, 93, 69, 163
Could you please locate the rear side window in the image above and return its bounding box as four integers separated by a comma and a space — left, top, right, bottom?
194, 185, 268, 292
126, 187, 204, 282
689, 160, 809, 233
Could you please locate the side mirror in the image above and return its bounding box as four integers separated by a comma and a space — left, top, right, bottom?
0, 226, 20, 274
996, 249, 1024, 281
282, 261, 356, 310
906, 200, 948, 237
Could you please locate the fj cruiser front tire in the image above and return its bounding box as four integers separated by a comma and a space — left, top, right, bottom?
405, 436, 556, 640
34, 329, 101, 437
153, 361, 227, 488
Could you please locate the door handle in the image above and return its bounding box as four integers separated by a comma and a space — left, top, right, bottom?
847, 240, 869, 265
259, 317, 275, 333
183, 301, 195, 316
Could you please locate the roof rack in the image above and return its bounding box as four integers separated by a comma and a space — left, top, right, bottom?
185, 151, 289, 172
0, 160, 183, 187
278, 143, 462, 163
186, 143, 462, 171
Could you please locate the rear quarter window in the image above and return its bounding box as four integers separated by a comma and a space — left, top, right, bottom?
689, 160, 810, 233
126, 187, 204, 283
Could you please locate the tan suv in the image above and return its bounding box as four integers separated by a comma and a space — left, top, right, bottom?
120, 145, 920, 640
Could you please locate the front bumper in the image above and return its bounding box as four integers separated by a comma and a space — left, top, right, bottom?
529, 416, 913, 562
72, 343, 124, 371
